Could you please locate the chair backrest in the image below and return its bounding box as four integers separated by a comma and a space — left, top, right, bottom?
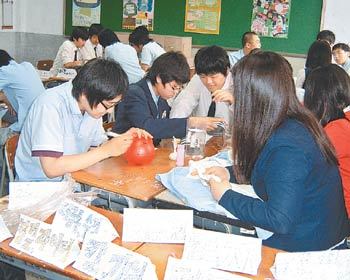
37, 59, 54, 71
5, 134, 19, 182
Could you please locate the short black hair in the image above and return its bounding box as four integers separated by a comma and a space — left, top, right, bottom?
129, 31, 152, 47
317, 30, 336, 45
194, 45, 230, 76
98, 29, 120, 48
146, 51, 190, 86
70, 27, 89, 41
242, 31, 258, 47
89, 23, 104, 37
0, 49, 13, 67
72, 59, 128, 108
332, 43, 350, 53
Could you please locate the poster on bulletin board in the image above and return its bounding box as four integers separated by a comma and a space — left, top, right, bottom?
72, 0, 101, 27
251, 0, 291, 38
184, 0, 221, 35
122, 0, 155, 31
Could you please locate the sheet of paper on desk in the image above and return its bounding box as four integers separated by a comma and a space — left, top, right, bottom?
182, 228, 262, 275
73, 237, 157, 280
36, 69, 52, 80
0, 215, 12, 242
272, 250, 350, 280
122, 208, 193, 243
10, 215, 80, 269
8, 181, 68, 210
164, 256, 250, 280
51, 199, 118, 242
56, 68, 77, 80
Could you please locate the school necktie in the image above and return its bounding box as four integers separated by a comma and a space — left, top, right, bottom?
74, 50, 78, 61
94, 46, 97, 58
207, 100, 216, 117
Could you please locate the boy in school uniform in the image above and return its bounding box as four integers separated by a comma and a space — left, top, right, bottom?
0, 50, 45, 145
99, 28, 145, 84
332, 43, 350, 74
317, 29, 336, 47
129, 25, 166, 71
113, 51, 223, 146
227, 31, 261, 67
15, 59, 151, 182
51, 27, 89, 75
80, 23, 104, 61
170, 45, 234, 125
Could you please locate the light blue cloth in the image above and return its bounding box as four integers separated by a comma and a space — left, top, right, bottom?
0, 60, 44, 132
227, 49, 245, 68
105, 42, 145, 84
15, 81, 107, 182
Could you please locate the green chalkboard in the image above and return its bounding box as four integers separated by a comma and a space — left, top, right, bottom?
65, 0, 323, 55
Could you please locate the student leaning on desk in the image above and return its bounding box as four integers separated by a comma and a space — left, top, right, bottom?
205, 51, 350, 252
15, 59, 152, 182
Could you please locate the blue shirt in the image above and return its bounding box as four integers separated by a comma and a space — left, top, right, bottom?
227, 49, 245, 67
105, 42, 145, 84
0, 60, 44, 132
15, 81, 107, 182
220, 119, 350, 251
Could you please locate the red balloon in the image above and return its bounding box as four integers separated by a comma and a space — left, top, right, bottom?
124, 136, 155, 165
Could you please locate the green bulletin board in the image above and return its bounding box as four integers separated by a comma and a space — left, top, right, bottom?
65, 0, 323, 55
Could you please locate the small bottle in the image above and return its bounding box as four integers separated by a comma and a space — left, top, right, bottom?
176, 144, 185, 166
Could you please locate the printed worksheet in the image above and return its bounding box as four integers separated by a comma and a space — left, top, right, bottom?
272, 250, 350, 280
164, 257, 250, 280
51, 199, 118, 242
182, 228, 262, 275
123, 208, 193, 243
10, 215, 80, 269
73, 237, 157, 280
0, 215, 12, 242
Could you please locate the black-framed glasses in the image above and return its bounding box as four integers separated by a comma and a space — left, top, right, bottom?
100, 99, 122, 110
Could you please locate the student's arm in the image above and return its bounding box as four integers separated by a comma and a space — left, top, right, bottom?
140, 63, 150, 72
61, 43, 83, 69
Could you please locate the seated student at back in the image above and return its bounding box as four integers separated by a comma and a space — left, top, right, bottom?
80, 23, 104, 61
332, 43, 350, 74
129, 25, 166, 72
304, 64, 350, 217
113, 51, 223, 146
206, 51, 350, 252
15, 59, 151, 182
0, 50, 45, 145
316, 29, 336, 47
170, 45, 233, 125
98, 28, 145, 84
51, 27, 89, 75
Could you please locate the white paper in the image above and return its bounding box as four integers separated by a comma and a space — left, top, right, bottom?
0, 215, 12, 242
182, 228, 262, 275
8, 181, 67, 210
123, 208, 193, 243
56, 68, 77, 80
10, 215, 80, 269
51, 199, 118, 242
164, 256, 250, 280
73, 237, 157, 280
272, 250, 350, 280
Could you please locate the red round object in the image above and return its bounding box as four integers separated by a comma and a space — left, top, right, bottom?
124, 137, 155, 165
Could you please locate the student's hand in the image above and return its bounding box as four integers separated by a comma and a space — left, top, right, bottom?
125, 127, 153, 139
188, 117, 225, 131
205, 166, 231, 201
102, 133, 134, 157
211, 89, 234, 105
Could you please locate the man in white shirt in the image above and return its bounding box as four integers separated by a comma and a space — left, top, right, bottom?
170, 45, 233, 125
228, 31, 261, 67
81, 23, 104, 61
51, 27, 89, 75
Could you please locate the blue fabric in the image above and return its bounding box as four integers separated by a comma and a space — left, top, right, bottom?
113, 78, 187, 146
0, 60, 44, 132
220, 119, 350, 252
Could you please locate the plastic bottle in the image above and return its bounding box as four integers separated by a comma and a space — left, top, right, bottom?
176, 144, 185, 166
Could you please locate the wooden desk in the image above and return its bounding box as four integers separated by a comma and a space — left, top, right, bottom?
135, 242, 281, 280
0, 206, 143, 280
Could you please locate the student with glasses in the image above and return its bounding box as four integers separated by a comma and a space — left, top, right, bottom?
113, 51, 223, 146
15, 59, 151, 182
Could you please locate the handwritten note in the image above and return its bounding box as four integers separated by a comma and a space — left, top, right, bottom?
182, 228, 262, 275
73, 237, 157, 280
51, 199, 118, 242
10, 215, 80, 269
123, 208, 193, 243
8, 181, 67, 210
273, 250, 350, 280
164, 256, 250, 280
0, 215, 12, 242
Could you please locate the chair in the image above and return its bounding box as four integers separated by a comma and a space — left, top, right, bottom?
36, 59, 53, 71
